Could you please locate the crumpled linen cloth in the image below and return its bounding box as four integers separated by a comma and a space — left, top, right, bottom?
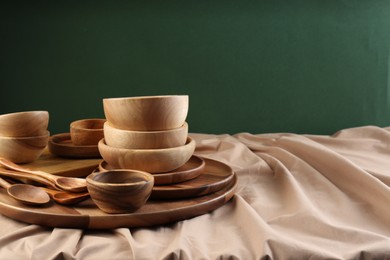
0, 125, 390, 259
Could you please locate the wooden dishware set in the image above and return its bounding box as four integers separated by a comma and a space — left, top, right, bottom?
0, 95, 237, 228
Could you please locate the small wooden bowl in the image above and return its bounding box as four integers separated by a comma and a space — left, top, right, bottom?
98, 137, 196, 173
70, 118, 105, 146
104, 121, 188, 149
0, 111, 49, 137
86, 169, 154, 214
103, 95, 188, 131
0, 131, 49, 163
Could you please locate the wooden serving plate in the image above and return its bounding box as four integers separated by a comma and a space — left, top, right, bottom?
48, 133, 101, 159
99, 155, 205, 185
150, 158, 234, 199
0, 174, 237, 229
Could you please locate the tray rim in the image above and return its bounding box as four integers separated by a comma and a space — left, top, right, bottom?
151, 157, 235, 199
0, 174, 237, 229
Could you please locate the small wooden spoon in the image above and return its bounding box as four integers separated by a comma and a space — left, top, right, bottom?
0, 176, 50, 206
0, 157, 87, 192
41, 187, 89, 205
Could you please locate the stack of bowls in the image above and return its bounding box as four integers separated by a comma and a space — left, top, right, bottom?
99, 95, 195, 173
0, 111, 50, 163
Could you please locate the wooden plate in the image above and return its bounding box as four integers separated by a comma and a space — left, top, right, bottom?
151, 158, 234, 199
48, 133, 101, 158
99, 156, 205, 185
0, 174, 237, 229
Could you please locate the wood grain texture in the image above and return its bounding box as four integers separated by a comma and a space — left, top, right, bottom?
25, 149, 101, 177
150, 157, 234, 199
87, 170, 154, 214
104, 121, 188, 149
70, 118, 105, 146
48, 133, 101, 159
99, 155, 205, 185
0, 174, 236, 229
0, 131, 49, 163
0, 111, 49, 137
98, 137, 195, 173
0, 157, 88, 193
103, 95, 188, 131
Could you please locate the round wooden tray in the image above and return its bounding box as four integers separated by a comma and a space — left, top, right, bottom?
48, 133, 101, 158
151, 157, 234, 199
0, 175, 236, 229
99, 155, 206, 186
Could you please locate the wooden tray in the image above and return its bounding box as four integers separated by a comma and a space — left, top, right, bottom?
24, 149, 102, 177
0, 174, 237, 229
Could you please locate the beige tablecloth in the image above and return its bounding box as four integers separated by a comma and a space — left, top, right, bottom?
0, 125, 390, 259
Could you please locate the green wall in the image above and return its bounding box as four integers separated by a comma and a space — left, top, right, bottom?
2, 1, 390, 135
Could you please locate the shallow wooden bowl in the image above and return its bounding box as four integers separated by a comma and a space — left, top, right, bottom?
0, 111, 49, 137
70, 118, 105, 146
99, 155, 205, 185
48, 133, 101, 158
0, 131, 49, 163
98, 137, 196, 173
103, 95, 188, 131
104, 121, 188, 149
86, 169, 154, 214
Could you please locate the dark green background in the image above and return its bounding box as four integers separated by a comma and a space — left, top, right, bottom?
2, 1, 390, 135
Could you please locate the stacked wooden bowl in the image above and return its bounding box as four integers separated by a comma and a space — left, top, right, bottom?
0, 111, 49, 163
99, 95, 195, 174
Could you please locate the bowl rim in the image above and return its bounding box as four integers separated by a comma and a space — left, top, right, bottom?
102, 95, 188, 102
70, 118, 106, 131
87, 169, 154, 187
0, 110, 49, 118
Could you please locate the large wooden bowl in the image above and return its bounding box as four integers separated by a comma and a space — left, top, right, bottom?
104, 121, 188, 149
70, 118, 105, 146
98, 137, 196, 173
86, 169, 154, 214
0, 111, 49, 137
103, 95, 188, 131
0, 131, 49, 163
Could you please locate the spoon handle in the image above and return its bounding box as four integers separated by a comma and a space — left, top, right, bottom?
0, 157, 57, 182
0, 168, 57, 189
0, 177, 11, 189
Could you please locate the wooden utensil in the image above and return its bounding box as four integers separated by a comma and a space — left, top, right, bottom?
0, 157, 87, 192
0, 168, 57, 189
0, 176, 50, 206
41, 187, 89, 205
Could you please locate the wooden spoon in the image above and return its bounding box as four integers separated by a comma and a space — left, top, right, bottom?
0, 176, 50, 206
0, 168, 58, 189
0, 157, 87, 192
41, 187, 89, 205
